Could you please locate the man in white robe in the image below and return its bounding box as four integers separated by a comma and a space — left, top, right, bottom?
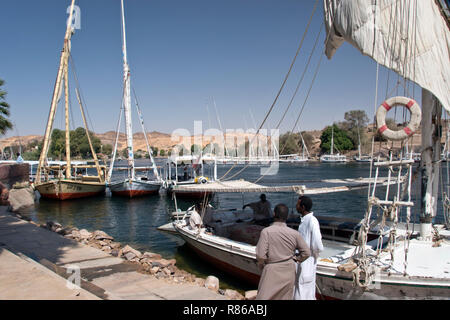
189, 203, 203, 231
294, 196, 323, 300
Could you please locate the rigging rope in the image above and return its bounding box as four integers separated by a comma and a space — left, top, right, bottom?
218, 0, 319, 181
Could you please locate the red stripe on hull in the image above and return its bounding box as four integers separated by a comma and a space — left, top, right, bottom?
111, 189, 159, 198
39, 191, 104, 200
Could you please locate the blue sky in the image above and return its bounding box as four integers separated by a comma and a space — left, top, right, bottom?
0, 0, 417, 137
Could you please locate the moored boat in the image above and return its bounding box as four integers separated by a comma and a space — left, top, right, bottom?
107, 0, 162, 198
34, 0, 106, 200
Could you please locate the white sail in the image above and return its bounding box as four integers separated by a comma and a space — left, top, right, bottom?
121, 0, 134, 180
323, 0, 450, 111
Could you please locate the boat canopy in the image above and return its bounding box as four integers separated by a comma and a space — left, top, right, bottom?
168, 154, 217, 164
324, 0, 450, 111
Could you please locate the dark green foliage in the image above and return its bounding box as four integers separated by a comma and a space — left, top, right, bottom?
48, 127, 102, 159
320, 124, 354, 153
0, 79, 13, 136
279, 132, 301, 155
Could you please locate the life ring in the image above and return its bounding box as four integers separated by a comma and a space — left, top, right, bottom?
376, 96, 421, 141
194, 176, 209, 184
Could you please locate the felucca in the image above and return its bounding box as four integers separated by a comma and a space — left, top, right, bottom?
34, 0, 106, 200
166, 0, 450, 299
107, 0, 162, 198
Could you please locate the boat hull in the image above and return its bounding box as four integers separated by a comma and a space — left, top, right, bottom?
35, 180, 106, 200
174, 223, 450, 300
109, 179, 161, 198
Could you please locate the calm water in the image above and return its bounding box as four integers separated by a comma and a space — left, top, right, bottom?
21, 160, 448, 292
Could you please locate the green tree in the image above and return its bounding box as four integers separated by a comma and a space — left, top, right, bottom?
320, 124, 354, 153
151, 147, 158, 157
301, 131, 314, 152
102, 144, 113, 156
342, 110, 370, 147
159, 149, 166, 157
279, 132, 301, 155
49, 127, 102, 159
0, 79, 13, 136
49, 129, 65, 159
190, 144, 201, 155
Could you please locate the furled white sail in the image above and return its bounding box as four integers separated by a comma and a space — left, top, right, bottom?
323, 0, 450, 111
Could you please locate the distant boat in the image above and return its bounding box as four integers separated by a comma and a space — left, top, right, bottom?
34, 0, 106, 200
320, 126, 347, 163
164, 154, 217, 199
107, 0, 162, 198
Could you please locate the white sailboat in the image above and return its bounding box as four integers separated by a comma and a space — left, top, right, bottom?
320, 125, 347, 163
34, 0, 106, 200
108, 0, 162, 198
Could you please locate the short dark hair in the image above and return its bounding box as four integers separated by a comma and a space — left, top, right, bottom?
298, 196, 313, 212
260, 194, 266, 200
274, 203, 289, 221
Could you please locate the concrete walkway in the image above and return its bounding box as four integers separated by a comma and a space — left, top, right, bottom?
0, 248, 99, 300
0, 207, 225, 300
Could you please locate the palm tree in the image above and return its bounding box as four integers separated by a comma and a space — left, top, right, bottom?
0, 79, 13, 135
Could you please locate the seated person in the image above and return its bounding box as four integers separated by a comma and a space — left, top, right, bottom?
243, 194, 274, 226
189, 203, 203, 231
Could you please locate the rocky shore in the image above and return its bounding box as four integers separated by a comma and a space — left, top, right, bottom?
11, 212, 257, 300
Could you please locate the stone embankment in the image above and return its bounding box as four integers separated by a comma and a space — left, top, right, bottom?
34, 218, 256, 300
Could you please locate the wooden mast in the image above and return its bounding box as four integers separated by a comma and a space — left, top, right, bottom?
121, 0, 135, 181
420, 89, 442, 240
36, 0, 76, 183
75, 88, 104, 183
64, 55, 71, 178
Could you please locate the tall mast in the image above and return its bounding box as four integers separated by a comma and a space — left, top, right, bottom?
330, 126, 334, 155
64, 55, 71, 177
121, 0, 134, 180
36, 0, 76, 183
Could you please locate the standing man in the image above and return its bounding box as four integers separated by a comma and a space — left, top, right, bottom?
256, 203, 310, 300
243, 194, 273, 226
294, 196, 324, 300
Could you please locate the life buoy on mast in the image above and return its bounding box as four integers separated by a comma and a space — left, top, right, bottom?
376, 96, 421, 141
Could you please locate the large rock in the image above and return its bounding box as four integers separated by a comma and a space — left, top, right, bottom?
122, 245, 142, 259
7, 187, 35, 212
244, 290, 258, 300
78, 229, 92, 240
204, 275, 219, 293
0, 163, 29, 189
142, 252, 162, 260
225, 289, 244, 300
93, 230, 114, 241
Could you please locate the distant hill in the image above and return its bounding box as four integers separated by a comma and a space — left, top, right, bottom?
0, 125, 428, 157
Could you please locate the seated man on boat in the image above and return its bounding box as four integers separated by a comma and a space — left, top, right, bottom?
189, 203, 203, 231
243, 194, 273, 226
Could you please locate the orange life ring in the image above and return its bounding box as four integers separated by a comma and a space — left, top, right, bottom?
376, 96, 421, 141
